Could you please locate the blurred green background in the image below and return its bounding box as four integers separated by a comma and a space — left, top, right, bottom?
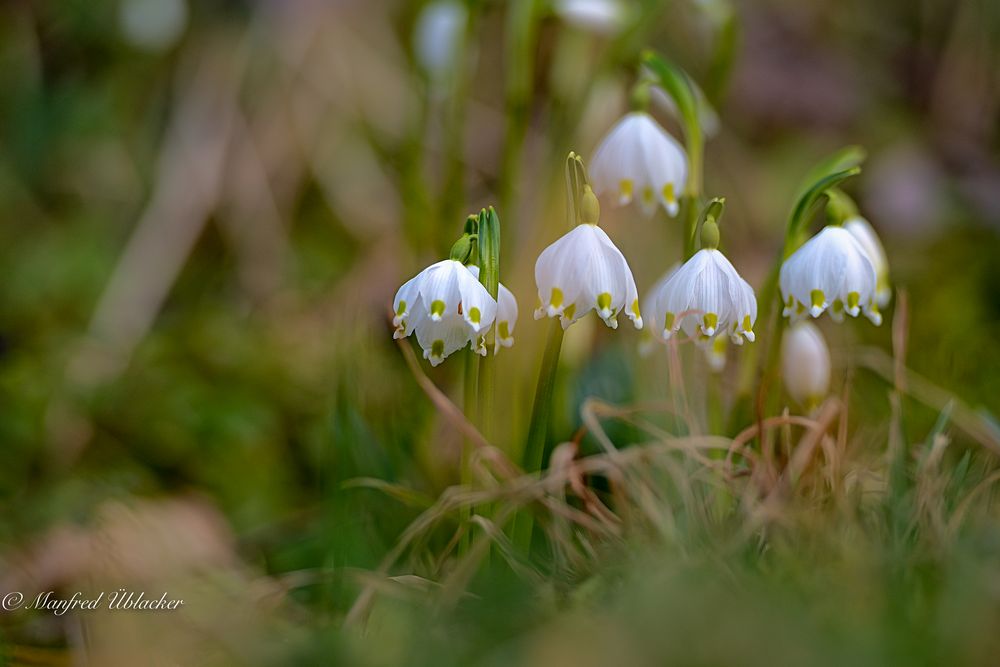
1, 0, 999, 664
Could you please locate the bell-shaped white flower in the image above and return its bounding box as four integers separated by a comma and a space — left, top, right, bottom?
590, 111, 687, 217
780, 226, 881, 325
844, 216, 891, 308
534, 223, 641, 330
651, 249, 757, 344
781, 321, 831, 408
466, 265, 519, 354
393, 260, 497, 366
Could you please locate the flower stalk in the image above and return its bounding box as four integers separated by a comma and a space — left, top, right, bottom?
738, 146, 866, 413
476, 207, 501, 438
641, 50, 704, 258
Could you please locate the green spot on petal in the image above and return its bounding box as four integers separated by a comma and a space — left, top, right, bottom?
847, 292, 860, 310
431, 300, 446, 317
619, 179, 633, 200
630, 299, 641, 319
597, 292, 613, 312
469, 307, 481, 324
550, 287, 564, 309
396, 300, 407, 316
664, 312, 676, 331
742, 314, 752, 332
431, 340, 444, 358
498, 321, 510, 340
562, 303, 576, 320
703, 312, 718, 332
810, 290, 825, 309
662, 182, 676, 205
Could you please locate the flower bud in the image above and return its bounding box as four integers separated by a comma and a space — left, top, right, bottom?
580, 185, 601, 225
700, 219, 719, 250
781, 321, 831, 409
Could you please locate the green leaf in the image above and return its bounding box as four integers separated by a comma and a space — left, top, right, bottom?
784, 166, 862, 257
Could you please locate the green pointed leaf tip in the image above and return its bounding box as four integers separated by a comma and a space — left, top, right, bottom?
477, 207, 500, 300
785, 166, 862, 254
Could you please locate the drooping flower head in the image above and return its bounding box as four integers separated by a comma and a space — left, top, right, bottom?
844, 216, 891, 308
393, 259, 497, 366
534, 154, 642, 331
589, 111, 687, 217
780, 226, 881, 325
781, 320, 831, 409
648, 202, 756, 345
651, 250, 757, 344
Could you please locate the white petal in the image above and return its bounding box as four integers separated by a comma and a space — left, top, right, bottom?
845, 216, 891, 308
494, 281, 519, 353
455, 265, 497, 332
392, 274, 421, 328
414, 310, 478, 366
416, 259, 465, 320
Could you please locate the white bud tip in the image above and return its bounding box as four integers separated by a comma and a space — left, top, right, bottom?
809, 306, 824, 318
743, 331, 755, 343
632, 317, 643, 330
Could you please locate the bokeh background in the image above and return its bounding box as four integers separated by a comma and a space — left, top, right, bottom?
1, 0, 999, 663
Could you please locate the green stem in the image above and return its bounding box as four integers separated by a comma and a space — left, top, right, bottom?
512, 320, 565, 551
459, 348, 480, 556
477, 207, 501, 442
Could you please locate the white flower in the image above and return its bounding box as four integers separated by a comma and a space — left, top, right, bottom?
638, 264, 679, 356
781, 321, 831, 408
844, 216, 891, 308
393, 260, 497, 366
651, 249, 757, 344
780, 226, 882, 325
413, 1, 467, 84
590, 111, 687, 217
466, 265, 519, 354
534, 223, 642, 330
554, 0, 627, 35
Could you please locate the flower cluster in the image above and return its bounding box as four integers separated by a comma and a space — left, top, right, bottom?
393, 259, 517, 366
386, 107, 893, 428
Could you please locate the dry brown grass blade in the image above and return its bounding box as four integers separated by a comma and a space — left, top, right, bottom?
395, 334, 520, 479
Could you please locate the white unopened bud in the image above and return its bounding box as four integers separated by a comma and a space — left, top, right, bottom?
781, 321, 831, 409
